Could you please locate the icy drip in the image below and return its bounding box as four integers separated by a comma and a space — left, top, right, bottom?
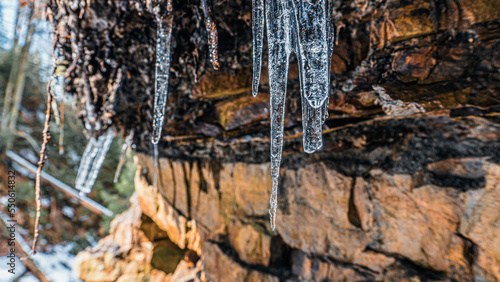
266, 0, 293, 231
293, 0, 331, 153
113, 130, 134, 183
201, 0, 220, 70
152, 0, 174, 145
153, 142, 159, 190
252, 0, 264, 96
257, 0, 333, 230
51, 60, 66, 155
75, 127, 115, 194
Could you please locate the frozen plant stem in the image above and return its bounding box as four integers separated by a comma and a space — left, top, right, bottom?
114, 130, 134, 183
201, 0, 220, 70
152, 0, 174, 145
50, 69, 66, 154
257, 0, 333, 230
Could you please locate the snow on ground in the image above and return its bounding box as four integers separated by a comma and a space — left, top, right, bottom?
1, 244, 81, 282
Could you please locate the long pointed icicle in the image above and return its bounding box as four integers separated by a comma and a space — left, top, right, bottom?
256, 0, 333, 229
201, 0, 220, 70
266, 0, 293, 231
152, 0, 174, 145
252, 0, 265, 96
82, 127, 115, 194
75, 127, 115, 194
75, 138, 98, 192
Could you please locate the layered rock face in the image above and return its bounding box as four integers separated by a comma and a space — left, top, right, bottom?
76, 144, 500, 281
126, 117, 500, 281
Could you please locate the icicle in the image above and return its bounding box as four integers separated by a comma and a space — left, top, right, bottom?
113, 130, 134, 183
52, 55, 66, 155
292, 0, 331, 153
81, 127, 114, 194
153, 142, 159, 189
266, 0, 293, 231
51, 100, 61, 125
301, 99, 325, 153
201, 0, 220, 70
152, 0, 174, 145
59, 95, 65, 155
292, 0, 330, 108
75, 127, 115, 194
254, 0, 334, 229
252, 0, 264, 96
75, 138, 98, 192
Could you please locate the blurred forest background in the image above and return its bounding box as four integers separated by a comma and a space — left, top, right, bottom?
0, 1, 135, 280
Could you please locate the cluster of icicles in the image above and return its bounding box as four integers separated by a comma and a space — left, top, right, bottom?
72, 0, 333, 231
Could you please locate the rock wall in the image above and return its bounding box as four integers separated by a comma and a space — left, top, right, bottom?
121, 132, 499, 281
75, 115, 500, 280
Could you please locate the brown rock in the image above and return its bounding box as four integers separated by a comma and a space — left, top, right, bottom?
354, 173, 467, 272
427, 158, 486, 179
202, 241, 279, 282
460, 163, 500, 277
278, 163, 367, 261
215, 94, 269, 131
291, 250, 374, 281
228, 220, 272, 265
392, 47, 437, 83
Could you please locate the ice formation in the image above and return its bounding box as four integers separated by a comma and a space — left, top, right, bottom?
252, 0, 265, 97
153, 142, 159, 189
253, 0, 333, 230
113, 130, 134, 183
49, 54, 67, 154
152, 0, 174, 145
75, 127, 115, 194
201, 0, 220, 70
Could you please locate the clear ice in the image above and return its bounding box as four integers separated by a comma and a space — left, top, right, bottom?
201, 0, 220, 70
152, 0, 174, 145
255, 0, 333, 230
252, 0, 264, 96
75, 127, 115, 194
153, 142, 159, 190
113, 130, 134, 183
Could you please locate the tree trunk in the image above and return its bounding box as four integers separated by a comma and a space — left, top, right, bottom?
48, 0, 500, 281
7, 5, 36, 137
1, 3, 23, 131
